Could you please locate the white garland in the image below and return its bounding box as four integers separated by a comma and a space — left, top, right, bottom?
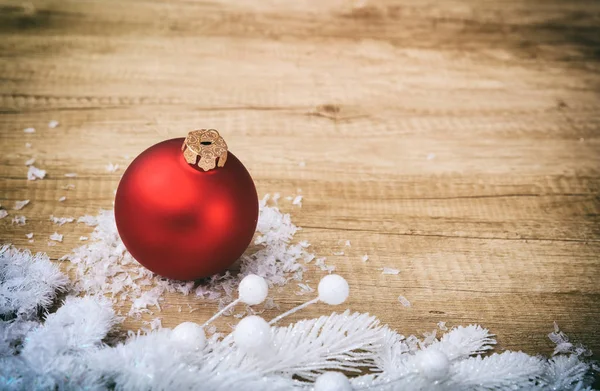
0, 244, 596, 390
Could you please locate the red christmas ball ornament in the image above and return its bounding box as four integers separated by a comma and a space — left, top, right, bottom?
114, 129, 258, 280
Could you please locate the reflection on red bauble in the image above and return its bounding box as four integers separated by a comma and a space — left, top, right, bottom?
114, 133, 258, 280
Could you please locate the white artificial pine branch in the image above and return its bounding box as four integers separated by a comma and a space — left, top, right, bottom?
0, 245, 69, 318
0, 244, 597, 390
430, 324, 496, 359
449, 351, 544, 390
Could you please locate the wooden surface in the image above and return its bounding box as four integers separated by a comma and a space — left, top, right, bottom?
1, 0, 599, 358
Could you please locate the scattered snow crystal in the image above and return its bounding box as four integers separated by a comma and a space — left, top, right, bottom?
381, 267, 400, 275
26, 233, 34, 239
0, 210, 8, 219
292, 195, 303, 206
58, 196, 66, 202
12, 216, 26, 225
23, 127, 35, 133
398, 295, 411, 307
361, 254, 369, 262
48, 120, 59, 128
106, 163, 119, 173
64, 173, 78, 178
50, 216, 74, 226
14, 200, 30, 210
24, 158, 36, 166
27, 166, 46, 180
49, 232, 64, 242
63, 194, 320, 318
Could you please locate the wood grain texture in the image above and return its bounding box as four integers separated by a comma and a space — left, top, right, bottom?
1, 0, 599, 358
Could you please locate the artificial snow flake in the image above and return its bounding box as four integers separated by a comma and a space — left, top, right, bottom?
398, 295, 411, 307
427, 152, 436, 160
64, 172, 78, 178
333, 251, 344, 256
62, 184, 76, 190
12, 215, 26, 225
106, 163, 119, 173
48, 120, 59, 128
0, 210, 8, 219
58, 196, 66, 202
49, 232, 63, 242
437, 321, 448, 331
24, 157, 36, 166
25, 233, 34, 239
77, 215, 98, 226
345, 240, 351, 247
361, 254, 369, 262
50, 215, 74, 225
292, 195, 303, 206
13, 200, 30, 210
23, 127, 35, 133
381, 267, 400, 275
79, 236, 88, 241
25, 142, 32, 148
27, 165, 46, 180
298, 161, 306, 167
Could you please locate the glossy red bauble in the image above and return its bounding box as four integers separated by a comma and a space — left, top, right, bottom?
114, 138, 258, 280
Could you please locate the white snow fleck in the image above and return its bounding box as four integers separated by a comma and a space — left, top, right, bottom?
381, 267, 400, 275
64, 173, 78, 178
427, 153, 436, 160
296, 283, 315, 295
77, 215, 98, 226
62, 184, 76, 190
27, 166, 46, 180
50, 216, 74, 226
345, 240, 351, 247
24, 157, 36, 166
12, 216, 26, 225
23, 127, 35, 133
292, 195, 303, 206
333, 251, 344, 256
28, 239, 34, 243
437, 321, 448, 331
105, 163, 119, 173
49, 232, 63, 242
47, 241, 57, 247
25, 233, 34, 239
63, 194, 320, 318
13, 200, 30, 210
0, 210, 8, 219
398, 295, 411, 307
79, 236, 88, 241
25, 143, 32, 148
58, 196, 66, 202
361, 254, 369, 262
298, 161, 306, 167
48, 120, 59, 128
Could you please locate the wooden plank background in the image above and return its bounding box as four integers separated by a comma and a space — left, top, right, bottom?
1, 0, 599, 359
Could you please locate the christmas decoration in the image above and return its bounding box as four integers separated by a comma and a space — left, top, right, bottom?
114, 129, 259, 280
1, 244, 597, 391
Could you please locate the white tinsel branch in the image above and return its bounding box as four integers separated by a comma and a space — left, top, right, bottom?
0, 244, 597, 390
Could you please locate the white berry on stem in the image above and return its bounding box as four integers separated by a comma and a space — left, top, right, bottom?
314, 371, 353, 391
416, 349, 450, 381
171, 321, 206, 351
233, 315, 272, 353
318, 274, 349, 305
238, 274, 269, 305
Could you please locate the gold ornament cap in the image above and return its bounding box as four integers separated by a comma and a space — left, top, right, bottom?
182, 129, 228, 171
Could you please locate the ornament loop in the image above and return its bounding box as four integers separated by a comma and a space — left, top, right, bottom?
182, 129, 228, 171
